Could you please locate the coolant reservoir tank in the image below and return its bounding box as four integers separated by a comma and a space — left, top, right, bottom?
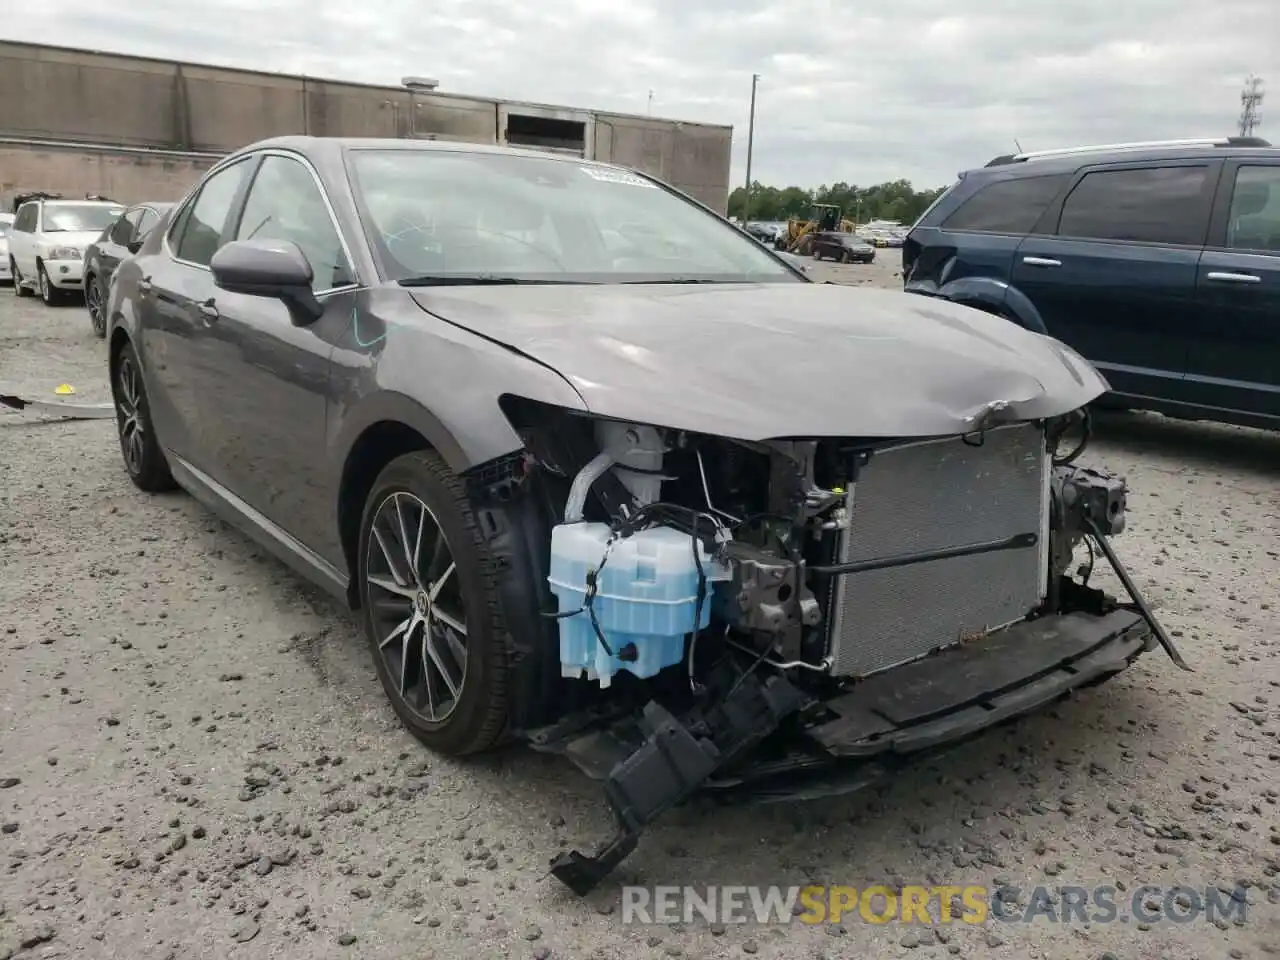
547, 522, 730, 687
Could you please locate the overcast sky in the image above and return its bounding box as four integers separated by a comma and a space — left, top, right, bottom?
12, 0, 1278, 190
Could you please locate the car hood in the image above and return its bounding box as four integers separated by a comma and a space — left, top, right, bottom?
408, 283, 1109, 440
40, 230, 102, 250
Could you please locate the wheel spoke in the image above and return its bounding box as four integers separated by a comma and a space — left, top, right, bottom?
367, 574, 415, 599
393, 494, 418, 585
432, 605, 465, 637
424, 629, 461, 699
379, 613, 414, 650
372, 524, 410, 587
428, 562, 455, 602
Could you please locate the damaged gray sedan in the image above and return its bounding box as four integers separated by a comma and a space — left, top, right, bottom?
104, 136, 1188, 895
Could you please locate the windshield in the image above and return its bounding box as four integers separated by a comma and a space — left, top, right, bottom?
43, 204, 125, 233
347, 149, 800, 284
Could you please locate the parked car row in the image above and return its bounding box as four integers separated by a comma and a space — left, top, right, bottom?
4, 193, 172, 337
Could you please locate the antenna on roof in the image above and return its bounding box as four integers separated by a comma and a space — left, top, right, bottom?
1013, 138, 1023, 152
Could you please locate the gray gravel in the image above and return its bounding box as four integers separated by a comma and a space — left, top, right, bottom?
2, 260, 1279, 959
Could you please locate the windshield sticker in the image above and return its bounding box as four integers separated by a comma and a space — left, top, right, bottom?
579, 167, 658, 188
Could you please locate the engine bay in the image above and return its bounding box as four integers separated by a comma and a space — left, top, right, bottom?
482, 397, 1186, 895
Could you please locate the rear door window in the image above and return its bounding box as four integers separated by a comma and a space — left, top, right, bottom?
1056, 165, 1212, 246
940, 174, 1069, 234
1225, 165, 1280, 253
172, 159, 253, 267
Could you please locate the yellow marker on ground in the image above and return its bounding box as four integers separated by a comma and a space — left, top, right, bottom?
54, 384, 76, 395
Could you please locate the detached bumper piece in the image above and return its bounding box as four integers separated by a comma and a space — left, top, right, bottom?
536, 606, 1152, 896
534, 672, 807, 895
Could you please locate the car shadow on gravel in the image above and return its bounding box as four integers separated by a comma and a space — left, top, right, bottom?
1091, 409, 1280, 476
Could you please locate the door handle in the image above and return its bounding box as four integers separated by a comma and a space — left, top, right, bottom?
198, 299, 220, 321
1205, 271, 1261, 284
1021, 256, 1062, 268
137, 277, 153, 293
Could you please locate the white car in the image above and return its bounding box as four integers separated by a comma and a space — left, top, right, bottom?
7, 198, 126, 304
0, 213, 13, 285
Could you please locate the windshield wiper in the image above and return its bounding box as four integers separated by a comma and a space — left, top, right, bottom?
398, 275, 580, 287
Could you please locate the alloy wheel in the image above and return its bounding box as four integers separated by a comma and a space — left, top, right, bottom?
365, 491, 469, 723
87, 279, 104, 335
39, 267, 51, 303
114, 354, 146, 475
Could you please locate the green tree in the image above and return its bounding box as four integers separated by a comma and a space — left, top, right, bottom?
729, 178, 948, 225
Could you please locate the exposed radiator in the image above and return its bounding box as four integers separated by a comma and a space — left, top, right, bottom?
826, 422, 1050, 678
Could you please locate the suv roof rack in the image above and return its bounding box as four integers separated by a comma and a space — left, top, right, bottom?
985, 136, 1273, 167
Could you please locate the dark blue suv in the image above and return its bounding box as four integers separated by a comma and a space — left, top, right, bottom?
903, 136, 1280, 430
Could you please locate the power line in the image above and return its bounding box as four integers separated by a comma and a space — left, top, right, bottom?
1239, 75, 1264, 137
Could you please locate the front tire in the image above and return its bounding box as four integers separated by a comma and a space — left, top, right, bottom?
11, 259, 31, 297
111, 339, 176, 492
38, 263, 60, 306
358, 450, 510, 756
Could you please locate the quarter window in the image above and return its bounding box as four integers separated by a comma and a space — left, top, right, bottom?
1226, 166, 1280, 253
235, 155, 353, 292
173, 159, 252, 266
110, 210, 141, 246
1057, 166, 1211, 246
941, 174, 1070, 234
136, 208, 160, 239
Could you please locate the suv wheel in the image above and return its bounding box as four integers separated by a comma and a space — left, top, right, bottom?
111, 340, 176, 492
38, 263, 60, 306
357, 451, 509, 756
11, 259, 31, 297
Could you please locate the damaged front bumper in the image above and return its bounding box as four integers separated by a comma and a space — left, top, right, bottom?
532, 601, 1158, 895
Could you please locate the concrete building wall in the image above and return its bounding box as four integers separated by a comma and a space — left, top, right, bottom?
0, 142, 215, 208
0, 40, 733, 212
594, 115, 733, 212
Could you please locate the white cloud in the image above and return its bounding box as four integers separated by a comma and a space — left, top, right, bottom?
12, 0, 1278, 191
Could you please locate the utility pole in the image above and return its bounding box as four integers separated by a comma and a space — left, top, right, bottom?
742, 73, 759, 223
1239, 75, 1265, 137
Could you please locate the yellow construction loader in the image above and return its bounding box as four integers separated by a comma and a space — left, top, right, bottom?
774, 203, 856, 255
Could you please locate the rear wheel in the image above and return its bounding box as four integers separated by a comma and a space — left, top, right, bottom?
357, 450, 510, 756
111, 340, 176, 492
86, 274, 106, 337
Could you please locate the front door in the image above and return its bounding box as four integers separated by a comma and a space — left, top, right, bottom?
1186, 160, 1280, 422
1011, 161, 1218, 403
187, 151, 360, 542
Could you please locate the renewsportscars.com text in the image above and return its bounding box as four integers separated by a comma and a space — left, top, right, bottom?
621, 884, 1249, 926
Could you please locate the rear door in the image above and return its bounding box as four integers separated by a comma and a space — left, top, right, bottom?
1011, 160, 1218, 402
136, 156, 257, 468
9, 203, 38, 276
96, 208, 141, 284
1186, 160, 1280, 422
903, 172, 1071, 314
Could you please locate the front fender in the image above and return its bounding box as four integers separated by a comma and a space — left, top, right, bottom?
905, 276, 1048, 335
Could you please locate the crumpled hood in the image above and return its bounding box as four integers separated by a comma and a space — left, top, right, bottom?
409, 283, 1109, 440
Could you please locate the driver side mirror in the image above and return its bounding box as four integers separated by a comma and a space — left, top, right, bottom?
210, 239, 324, 325
126, 237, 145, 254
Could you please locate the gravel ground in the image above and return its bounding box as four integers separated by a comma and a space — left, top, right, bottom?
1, 259, 1278, 960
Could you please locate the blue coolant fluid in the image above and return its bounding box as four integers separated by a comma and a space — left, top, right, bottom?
547, 522, 731, 687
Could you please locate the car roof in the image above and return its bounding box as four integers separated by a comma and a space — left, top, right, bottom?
963, 136, 1280, 180
222, 134, 650, 177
